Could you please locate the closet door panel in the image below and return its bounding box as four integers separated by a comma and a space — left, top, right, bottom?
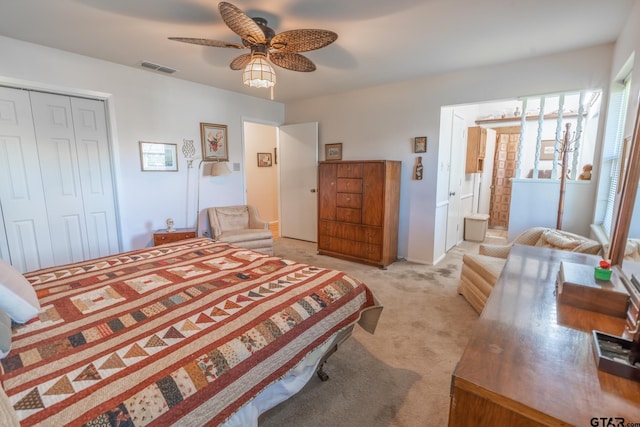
30, 91, 89, 266
0, 87, 54, 271
71, 97, 119, 259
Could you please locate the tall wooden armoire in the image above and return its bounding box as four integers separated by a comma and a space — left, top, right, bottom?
317, 160, 401, 268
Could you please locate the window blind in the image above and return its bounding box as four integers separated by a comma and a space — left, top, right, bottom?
602, 76, 631, 235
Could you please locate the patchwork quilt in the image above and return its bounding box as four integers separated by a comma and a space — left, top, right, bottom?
0, 239, 380, 426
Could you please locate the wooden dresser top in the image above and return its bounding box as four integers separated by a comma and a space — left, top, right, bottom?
453, 244, 640, 425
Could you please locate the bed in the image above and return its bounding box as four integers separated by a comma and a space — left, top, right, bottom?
0, 238, 382, 426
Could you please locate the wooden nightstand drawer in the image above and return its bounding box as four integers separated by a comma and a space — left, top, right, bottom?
153, 228, 196, 245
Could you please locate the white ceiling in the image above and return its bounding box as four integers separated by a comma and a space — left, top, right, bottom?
0, 0, 635, 102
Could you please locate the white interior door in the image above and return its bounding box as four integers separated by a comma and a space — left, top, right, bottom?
0, 87, 54, 271
31, 91, 91, 266
278, 122, 318, 242
70, 97, 120, 259
446, 114, 465, 250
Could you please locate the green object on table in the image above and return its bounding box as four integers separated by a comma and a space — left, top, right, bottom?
594, 266, 612, 281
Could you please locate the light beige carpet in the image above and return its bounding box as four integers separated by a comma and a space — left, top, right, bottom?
259, 236, 505, 427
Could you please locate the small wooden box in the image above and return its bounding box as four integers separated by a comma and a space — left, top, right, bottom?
592, 331, 640, 382
557, 261, 629, 318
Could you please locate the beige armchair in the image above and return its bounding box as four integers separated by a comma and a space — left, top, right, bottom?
207, 205, 274, 255
458, 227, 602, 314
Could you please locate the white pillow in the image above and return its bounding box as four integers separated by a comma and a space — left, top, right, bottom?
0, 259, 40, 324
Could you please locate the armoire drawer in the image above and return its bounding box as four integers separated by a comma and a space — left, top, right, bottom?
336, 207, 362, 224
318, 220, 382, 244
336, 193, 362, 209
336, 178, 362, 193
318, 236, 382, 261
336, 163, 363, 178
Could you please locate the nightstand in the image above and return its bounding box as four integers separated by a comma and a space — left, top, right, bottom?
153, 228, 197, 246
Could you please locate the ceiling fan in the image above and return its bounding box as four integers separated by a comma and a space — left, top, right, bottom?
169, 1, 338, 88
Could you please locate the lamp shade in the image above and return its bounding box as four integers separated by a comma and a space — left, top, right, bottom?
210, 161, 232, 176
243, 54, 276, 88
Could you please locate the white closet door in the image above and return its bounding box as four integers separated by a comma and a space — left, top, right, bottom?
0, 87, 54, 271
1, 89, 119, 272
30, 91, 90, 266
71, 97, 119, 259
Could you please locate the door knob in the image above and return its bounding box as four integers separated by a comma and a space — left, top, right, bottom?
449, 192, 456, 196
310, 188, 317, 193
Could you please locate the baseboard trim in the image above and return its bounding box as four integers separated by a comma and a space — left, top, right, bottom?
404, 256, 433, 266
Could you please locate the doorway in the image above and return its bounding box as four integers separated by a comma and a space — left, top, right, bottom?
243, 121, 279, 237
243, 121, 319, 243
488, 126, 520, 229
446, 113, 466, 251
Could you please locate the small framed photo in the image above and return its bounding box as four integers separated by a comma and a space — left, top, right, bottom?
257, 152, 272, 167
139, 141, 178, 172
540, 140, 555, 160
414, 137, 427, 153
200, 123, 228, 161
325, 143, 343, 161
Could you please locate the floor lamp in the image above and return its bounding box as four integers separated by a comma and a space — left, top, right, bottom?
195, 157, 232, 236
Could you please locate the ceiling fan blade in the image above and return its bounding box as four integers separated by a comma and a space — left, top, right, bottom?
230, 53, 252, 70
270, 29, 337, 53
168, 37, 245, 49
270, 53, 316, 72
219, 2, 266, 45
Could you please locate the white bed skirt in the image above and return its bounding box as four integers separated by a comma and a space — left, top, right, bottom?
220, 329, 342, 427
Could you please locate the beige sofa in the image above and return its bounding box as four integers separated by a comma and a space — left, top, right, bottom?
458, 227, 602, 314
208, 205, 274, 255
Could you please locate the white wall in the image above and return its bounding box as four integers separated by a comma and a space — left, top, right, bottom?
611, 1, 640, 133
244, 122, 279, 222
285, 44, 613, 264
0, 36, 284, 251
509, 180, 595, 240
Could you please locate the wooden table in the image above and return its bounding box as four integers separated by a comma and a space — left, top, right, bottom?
449, 244, 640, 426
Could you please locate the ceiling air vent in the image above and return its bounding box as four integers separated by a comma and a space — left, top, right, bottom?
140, 61, 177, 74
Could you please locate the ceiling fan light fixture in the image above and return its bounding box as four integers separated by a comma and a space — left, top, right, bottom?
243, 53, 276, 88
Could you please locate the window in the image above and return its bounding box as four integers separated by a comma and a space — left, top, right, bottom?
515, 90, 601, 181
600, 75, 631, 236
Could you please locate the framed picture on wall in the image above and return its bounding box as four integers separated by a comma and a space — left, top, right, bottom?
414, 137, 427, 153
325, 143, 343, 161
257, 152, 272, 167
200, 122, 228, 161
139, 141, 178, 172
540, 140, 556, 160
